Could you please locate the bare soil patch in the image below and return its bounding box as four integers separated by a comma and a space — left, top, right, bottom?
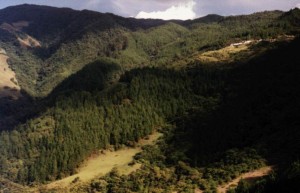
0, 51, 21, 99
18, 35, 41, 48
217, 166, 273, 193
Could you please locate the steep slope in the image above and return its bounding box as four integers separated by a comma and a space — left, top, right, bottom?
63, 37, 300, 193
0, 5, 300, 192
73, 36, 300, 193
0, 60, 212, 183
0, 4, 172, 97
0, 4, 188, 131
1, 5, 298, 97
0, 48, 20, 99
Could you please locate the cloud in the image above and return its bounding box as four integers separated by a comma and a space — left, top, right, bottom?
111, 0, 188, 18
1, 0, 300, 20
135, 0, 196, 20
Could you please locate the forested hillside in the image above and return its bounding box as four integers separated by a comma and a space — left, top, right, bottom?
0, 4, 300, 193
0, 5, 298, 97
73, 37, 300, 193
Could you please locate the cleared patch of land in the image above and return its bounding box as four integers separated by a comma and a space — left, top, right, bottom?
43, 132, 162, 191
12, 21, 30, 31
0, 49, 21, 99
196, 36, 295, 65
0, 21, 41, 48
197, 41, 252, 64
17, 35, 41, 48
217, 166, 273, 193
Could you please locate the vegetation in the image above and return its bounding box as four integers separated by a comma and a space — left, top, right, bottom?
1, 6, 299, 98
0, 60, 224, 183
0, 4, 300, 193
76, 37, 300, 193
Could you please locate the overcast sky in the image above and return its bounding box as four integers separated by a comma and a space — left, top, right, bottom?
0, 0, 300, 20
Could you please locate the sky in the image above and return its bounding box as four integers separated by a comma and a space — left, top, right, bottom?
0, 0, 300, 20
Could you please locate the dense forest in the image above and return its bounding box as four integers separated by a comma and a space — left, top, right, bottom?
0, 4, 300, 193
70, 36, 300, 193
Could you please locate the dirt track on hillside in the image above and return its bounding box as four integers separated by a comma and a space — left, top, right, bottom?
217, 166, 273, 193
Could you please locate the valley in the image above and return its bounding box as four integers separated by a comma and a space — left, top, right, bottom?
0, 4, 300, 193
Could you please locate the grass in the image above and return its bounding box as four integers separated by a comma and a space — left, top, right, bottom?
41, 132, 163, 191
0, 51, 21, 99
197, 43, 251, 64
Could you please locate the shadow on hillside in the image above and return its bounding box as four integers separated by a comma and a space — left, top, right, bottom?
2, 4, 171, 61
0, 89, 37, 131
48, 60, 120, 98
0, 60, 121, 131
171, 37, 300, 166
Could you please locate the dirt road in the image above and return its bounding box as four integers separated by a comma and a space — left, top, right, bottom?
217, 166, 273, 193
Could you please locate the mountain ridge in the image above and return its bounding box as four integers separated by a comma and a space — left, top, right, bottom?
1, 4, 296, 97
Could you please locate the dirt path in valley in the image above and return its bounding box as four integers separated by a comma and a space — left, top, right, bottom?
217, 166, 273, 193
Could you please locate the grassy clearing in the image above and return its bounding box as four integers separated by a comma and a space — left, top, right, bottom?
0, 51, 21, 99
42, 132, 162, 191
196, 42, 252, 64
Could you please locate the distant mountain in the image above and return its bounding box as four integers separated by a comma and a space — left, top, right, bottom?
184, 14, 224, 25
0, 4, 171, 96
1, 5, 297, 97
